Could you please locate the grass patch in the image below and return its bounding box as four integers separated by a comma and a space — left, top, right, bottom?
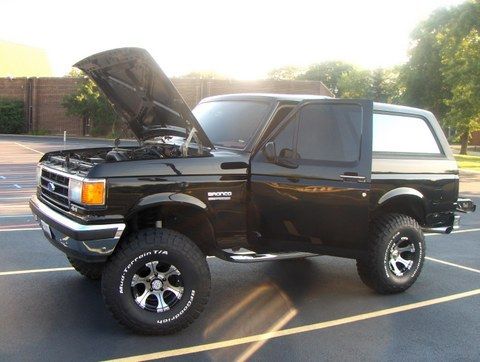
454, 154, 480, 171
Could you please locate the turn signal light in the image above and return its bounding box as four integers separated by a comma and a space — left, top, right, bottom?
81, 180, 106, 205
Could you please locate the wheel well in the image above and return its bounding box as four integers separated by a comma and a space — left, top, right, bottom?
373, 196, 426, 226
125, 204, 216, 255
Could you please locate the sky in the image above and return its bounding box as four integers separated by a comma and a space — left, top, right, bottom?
0, 0, 466, 79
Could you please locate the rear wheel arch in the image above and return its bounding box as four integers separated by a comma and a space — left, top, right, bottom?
374, 189, 427, 226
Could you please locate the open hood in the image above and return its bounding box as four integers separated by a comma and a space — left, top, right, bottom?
74, 48, 214, 148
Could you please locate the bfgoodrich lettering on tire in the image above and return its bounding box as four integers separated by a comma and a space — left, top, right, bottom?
101, 228, 211, 335
356, 214, 425, 294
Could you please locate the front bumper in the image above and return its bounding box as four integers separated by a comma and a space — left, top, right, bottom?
29, 195, 126, 262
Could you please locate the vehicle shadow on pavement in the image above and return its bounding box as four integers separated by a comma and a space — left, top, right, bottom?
201, 258, 362, 361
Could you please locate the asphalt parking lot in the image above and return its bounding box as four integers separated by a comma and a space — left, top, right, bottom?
0, 135, 479, 361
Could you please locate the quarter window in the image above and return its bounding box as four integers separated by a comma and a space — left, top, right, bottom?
373, 113, 441, 154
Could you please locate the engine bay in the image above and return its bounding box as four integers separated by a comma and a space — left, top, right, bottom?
44, 142, 208, 174
103, 144, 183, 162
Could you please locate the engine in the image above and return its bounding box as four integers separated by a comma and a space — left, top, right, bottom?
104, 144, 182, 162
43, 143, 197, 175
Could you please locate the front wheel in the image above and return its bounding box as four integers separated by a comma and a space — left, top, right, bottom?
356, 214, 425, 294
101, 228, 211, 334
67, 256, 104, 280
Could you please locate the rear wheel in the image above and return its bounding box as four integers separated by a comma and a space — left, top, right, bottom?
356, 214, 425, 294
67, 256, 104, 280
102, 228, 211, 334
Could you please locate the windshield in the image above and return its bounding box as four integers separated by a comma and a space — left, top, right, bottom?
192, 100, 271, 149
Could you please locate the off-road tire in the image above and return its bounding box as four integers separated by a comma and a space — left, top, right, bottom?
356, 214, 425, 294
67, 256, 104, 280
101, 228, 211, 335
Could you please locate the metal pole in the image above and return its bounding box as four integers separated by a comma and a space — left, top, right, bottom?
63, 131, 66, 149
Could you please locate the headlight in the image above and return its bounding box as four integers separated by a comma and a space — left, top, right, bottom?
69, 178, 106, 206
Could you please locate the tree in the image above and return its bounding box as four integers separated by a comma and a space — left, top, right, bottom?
177, 71, 226, 79
297, 61, 354, 96
371, 68, 403, 104
338, 69, 374, 99
400, 8, 452, 120
336, 67, 402, 102
267, 66, 303, 80
438, 1, 480, 154
62, 77, 120, 137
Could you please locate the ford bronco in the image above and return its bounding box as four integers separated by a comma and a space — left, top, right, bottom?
30, 48, 475, 334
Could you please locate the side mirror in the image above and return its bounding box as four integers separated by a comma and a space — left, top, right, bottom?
263, 141, 276, 162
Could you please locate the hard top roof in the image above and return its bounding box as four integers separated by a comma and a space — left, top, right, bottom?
199, 93, 433, 116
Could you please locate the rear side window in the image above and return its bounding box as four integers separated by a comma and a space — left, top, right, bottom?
296, 103, 362, 162
373, 113, 441, 154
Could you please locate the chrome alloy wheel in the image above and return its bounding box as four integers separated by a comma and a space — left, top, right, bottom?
131, 261, 184, 313
388, 236, 416, 277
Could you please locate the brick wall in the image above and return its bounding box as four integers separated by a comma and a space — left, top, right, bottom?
0, 77, 332, 136
0, 78, 27, 101
33, 78, 83, 135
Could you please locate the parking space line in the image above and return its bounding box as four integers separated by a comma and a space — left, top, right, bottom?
451, 227, 480, 234
13, 142, 45, 155
0, 227, 41, 232
0, 267, 74, 277
0, 214, 32, 218
106, 288, 480, 362
425, 227, 480, 237
426, 256, 480, 274
0, 196, 30, 200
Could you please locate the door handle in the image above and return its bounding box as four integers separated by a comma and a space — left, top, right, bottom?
340, 174, 366, 183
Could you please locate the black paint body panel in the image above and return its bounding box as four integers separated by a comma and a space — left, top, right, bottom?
37, 95, 462, 260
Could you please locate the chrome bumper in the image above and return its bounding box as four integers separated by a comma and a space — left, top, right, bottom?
29, 195, 126, 262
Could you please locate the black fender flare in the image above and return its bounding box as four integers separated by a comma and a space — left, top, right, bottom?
125, 192, 217, 252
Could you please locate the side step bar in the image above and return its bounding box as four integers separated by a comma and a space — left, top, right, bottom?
220, 249, 318, 263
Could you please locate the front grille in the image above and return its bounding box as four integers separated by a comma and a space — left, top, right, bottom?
40, 168, 70, 210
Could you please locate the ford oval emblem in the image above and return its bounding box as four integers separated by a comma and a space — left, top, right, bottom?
47, 182, 56, 192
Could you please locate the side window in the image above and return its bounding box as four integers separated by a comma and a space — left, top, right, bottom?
272, 116, 298, 159
373, 113, 441, 154
296, 103, 362, 162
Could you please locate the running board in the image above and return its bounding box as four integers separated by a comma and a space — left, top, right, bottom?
220, 249, 318, 263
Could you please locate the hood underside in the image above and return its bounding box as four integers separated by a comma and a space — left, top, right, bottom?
74, 47, 213, 148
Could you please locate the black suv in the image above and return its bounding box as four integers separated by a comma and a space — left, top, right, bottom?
30, 48, 475, 334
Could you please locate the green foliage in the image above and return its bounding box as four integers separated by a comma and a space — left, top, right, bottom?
62, 78, 120, 137
297, 61, 354, 96
267, 66, 304, 80
338, 69, 374, 99
400, 8, 452, 119
286, 61, 402, 101
437, 2, 480, 154
454, 154, 480, 171
177, 71, 226, 79
66, 68, 85, 78
0, 99, 25, 134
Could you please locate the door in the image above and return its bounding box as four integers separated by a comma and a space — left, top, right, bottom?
249, 99, 373, 255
